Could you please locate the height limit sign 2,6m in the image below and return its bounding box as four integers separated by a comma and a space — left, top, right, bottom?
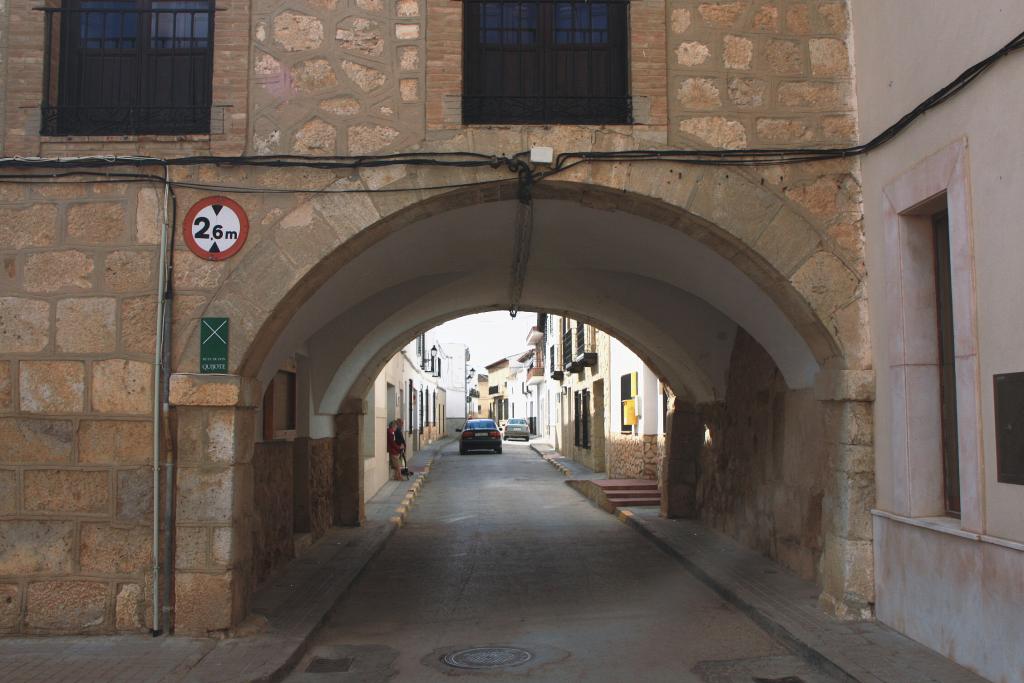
183, 196, 249, 261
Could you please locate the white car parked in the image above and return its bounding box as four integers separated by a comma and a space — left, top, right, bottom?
503, 418, 531, 441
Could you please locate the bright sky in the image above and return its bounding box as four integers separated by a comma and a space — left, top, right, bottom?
432, 311, 536, 375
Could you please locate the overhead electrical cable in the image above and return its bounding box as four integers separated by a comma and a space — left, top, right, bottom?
0, 27, 1018, 190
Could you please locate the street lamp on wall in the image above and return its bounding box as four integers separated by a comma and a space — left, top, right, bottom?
465, 366, 475, 417
430, 344, 440, 377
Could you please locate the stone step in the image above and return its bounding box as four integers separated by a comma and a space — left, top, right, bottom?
605, 490, 662, 500
609, 497, 661, 507
593, 479, 659, 491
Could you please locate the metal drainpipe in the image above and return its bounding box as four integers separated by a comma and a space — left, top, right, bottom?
151, 167, 172, 635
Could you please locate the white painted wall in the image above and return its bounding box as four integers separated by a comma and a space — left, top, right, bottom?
609, 337, 660, 437
440, 342, 469, 424
852, 3, 1024, 680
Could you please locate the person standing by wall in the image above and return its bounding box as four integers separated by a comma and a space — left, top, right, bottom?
395, 417, 407, 460
387, 420, 406, 481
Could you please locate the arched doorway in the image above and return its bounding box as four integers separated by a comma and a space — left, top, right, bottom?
168, 171, 872, 634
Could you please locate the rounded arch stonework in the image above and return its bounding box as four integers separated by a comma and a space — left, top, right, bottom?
169, 129, 868, 381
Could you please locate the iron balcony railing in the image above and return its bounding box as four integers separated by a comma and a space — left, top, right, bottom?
574, 325, 597, 367
488, 385, 500, 396
39, 4, 214, 136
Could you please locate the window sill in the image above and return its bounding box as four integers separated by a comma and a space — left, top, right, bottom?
41, 134, 212, 143
871, 509, 1024, 552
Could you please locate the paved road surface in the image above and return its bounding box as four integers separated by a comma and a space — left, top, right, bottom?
285, 440, 835, 682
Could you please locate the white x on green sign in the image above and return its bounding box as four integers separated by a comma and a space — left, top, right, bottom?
200, 317, 229, 374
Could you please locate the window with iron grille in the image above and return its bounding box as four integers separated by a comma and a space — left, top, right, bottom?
573, 388, 590, 448
462, 1, 630, 125
40, 0, 214, 136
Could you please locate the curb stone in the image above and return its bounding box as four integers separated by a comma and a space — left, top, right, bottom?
391, 457, 433, 527
529, 442, 570, 476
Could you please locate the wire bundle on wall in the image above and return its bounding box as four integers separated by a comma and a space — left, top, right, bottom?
0, 27, 1020, 193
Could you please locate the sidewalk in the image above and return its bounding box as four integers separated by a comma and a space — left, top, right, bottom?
533, 441, 986, 683
0, 438, 451, 683
529, 437, 600, 479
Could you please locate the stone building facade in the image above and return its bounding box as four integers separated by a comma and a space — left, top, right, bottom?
1, 1, 1020, 680
0, 0, 872, 637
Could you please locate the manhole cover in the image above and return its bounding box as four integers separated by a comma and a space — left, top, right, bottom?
306, 656, 354, 673
442, 646, 534, 670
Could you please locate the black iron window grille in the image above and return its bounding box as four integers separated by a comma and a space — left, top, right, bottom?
40, 0, 214, 136
463, 0, 631, 125
574, 388, 590, 448
562, 330, 573, 369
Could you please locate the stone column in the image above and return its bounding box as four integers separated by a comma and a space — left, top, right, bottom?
814, 368, 876, 621
168, 373, 259, 635
292, 437, 313, 534
660, 397, 702, 519
333, 398, 366, 526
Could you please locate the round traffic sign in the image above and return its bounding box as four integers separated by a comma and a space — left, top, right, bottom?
182, 196, 249, 261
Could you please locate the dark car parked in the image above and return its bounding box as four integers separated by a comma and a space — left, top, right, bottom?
458, 419, 502, 455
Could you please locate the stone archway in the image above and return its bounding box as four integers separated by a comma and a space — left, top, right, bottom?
166, 136, 872, 634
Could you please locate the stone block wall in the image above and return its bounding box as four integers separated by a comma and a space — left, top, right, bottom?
607, 433, 665, 482
250, 0, 426, 155
0, 182, 161, 634
251, 441, 294, 591
667, 0, 855, 150
697, 329, 827, 582
308, 438, 335, 540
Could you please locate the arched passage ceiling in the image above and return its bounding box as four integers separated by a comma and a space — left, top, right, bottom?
257, 198, 821, 416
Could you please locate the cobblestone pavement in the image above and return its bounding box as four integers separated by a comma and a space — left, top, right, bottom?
284, 440, 837, 682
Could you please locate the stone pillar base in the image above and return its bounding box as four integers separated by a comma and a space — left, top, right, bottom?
169, 373, 258, 635
334, 398, 366, 527
661, 398, 702, 519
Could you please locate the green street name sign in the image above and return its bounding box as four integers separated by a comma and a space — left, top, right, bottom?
200, 317, 229, 374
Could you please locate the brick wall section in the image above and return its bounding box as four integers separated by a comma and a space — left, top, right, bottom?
631, 0, 669, 127
210, 0, 251, 155
0, 0, 9, 155
0, 180, 162, 634
424, 0, 460, 130
2, 0, 47, 155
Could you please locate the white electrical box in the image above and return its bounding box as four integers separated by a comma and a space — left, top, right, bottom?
530, 146, 554, 164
